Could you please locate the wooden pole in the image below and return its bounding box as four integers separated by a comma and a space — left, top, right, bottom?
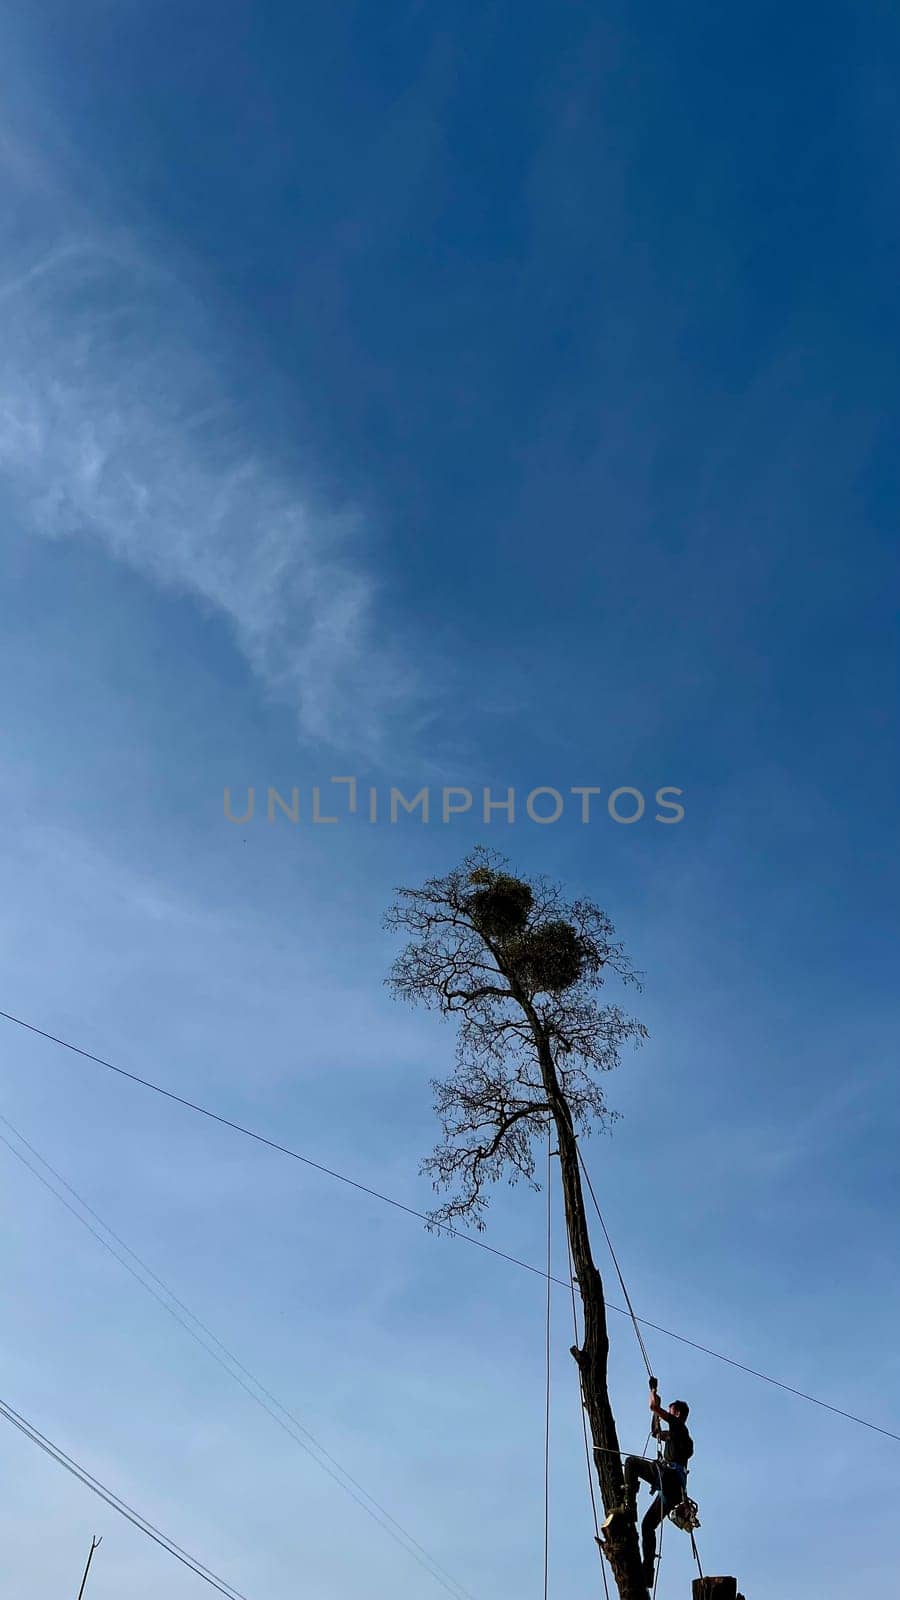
76, 1535, 102, 1600
692, 1581, 745, 1600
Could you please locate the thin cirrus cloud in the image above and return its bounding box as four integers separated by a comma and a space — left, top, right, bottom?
0, 230, 423, 754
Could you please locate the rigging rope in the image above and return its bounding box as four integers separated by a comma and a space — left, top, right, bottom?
577, 1146, 654, 1379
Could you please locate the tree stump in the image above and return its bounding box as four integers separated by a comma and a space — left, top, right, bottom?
692, 1582, 741, 1600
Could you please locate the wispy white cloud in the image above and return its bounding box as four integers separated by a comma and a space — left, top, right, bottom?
0, 227, 423, 753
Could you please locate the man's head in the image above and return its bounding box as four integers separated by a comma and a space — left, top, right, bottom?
669, 1401, 690, 1421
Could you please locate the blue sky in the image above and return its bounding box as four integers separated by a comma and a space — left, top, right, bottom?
1, 2, 898, 1597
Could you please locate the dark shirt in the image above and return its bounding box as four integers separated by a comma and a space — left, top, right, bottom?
663, 1416, 694, 1470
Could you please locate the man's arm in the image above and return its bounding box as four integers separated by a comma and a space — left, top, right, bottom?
649, 1390, 676, 1428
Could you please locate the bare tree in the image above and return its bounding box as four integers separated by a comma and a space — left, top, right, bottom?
385, 848, 652, 1600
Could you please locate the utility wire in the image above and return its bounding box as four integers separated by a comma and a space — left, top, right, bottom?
2, 1007, 898, 1446
0, 1396, 251, 1600
0, 1114, 476, 1600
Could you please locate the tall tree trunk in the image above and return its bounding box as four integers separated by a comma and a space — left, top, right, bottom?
534, 1030, 649, 1600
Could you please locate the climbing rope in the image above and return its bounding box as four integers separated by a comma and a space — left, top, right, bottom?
577, 1146, 655, 1379
543, 1123, 552, 1600
690, 1530, 704, 1579
565, 1231, 610, 1600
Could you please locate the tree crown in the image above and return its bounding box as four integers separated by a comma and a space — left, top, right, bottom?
384, 848, 647, 1227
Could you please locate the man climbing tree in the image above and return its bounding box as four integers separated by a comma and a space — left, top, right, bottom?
611, 1380, 695, 1587
384, 847, 654, 1600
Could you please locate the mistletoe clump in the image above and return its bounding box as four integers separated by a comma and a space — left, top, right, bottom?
466, 868, 533, 941
508, 918, 586, 993
468, 869, 589, 994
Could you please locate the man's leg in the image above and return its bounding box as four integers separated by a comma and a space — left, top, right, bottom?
600, 1456, 655, 1535
623, 1455, 656, 1511
660, 1465, 686, 1514
640, 1493, 663, 1586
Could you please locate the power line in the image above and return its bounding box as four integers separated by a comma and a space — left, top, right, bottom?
0, 1396, 251, 1600
0, 1114, 477, 1600
2, 1006, 898, 1446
